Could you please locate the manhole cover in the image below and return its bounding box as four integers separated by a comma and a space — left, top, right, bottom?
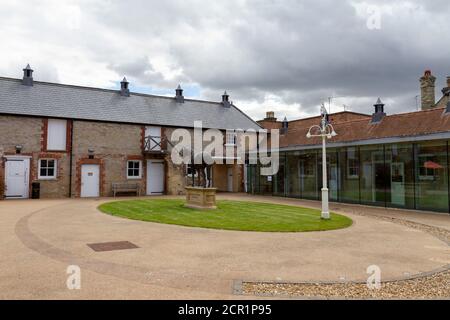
87, 241, 139, 252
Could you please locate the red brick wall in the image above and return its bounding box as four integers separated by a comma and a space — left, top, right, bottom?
41, 118, 48, 151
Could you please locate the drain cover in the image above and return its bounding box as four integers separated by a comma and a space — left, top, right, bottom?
87, 241, 139, 252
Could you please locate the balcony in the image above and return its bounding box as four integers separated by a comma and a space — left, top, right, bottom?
143, 135, 166, 154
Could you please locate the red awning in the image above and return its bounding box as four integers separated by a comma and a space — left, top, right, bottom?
424, 161, 443, 169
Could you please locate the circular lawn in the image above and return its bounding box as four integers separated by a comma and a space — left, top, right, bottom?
98, 199, 352, 232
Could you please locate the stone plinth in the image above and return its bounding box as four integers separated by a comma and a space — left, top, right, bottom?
184, 187, 217, 210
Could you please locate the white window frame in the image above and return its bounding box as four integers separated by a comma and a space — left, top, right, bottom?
225, 132, 237, 146
38, 158, 57, 180
47, 119, 67, 151
127, 160, 142, 179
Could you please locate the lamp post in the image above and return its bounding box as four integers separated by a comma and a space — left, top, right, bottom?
306, 104, 337, 220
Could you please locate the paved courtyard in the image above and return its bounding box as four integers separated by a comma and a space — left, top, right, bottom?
0, 194, 449, 299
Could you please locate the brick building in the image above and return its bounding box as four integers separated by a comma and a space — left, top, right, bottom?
251, 71, 450, 213
0, 65, 261, 199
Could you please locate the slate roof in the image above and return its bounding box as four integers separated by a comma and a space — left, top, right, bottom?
0, 77, 261, 130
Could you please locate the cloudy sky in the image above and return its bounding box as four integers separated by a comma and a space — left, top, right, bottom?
0, 0, 449, 121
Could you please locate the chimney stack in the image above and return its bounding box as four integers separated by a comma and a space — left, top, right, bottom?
420, 70, 436, 110
175, 84, 184, 103
120, 77, 130, 97
222, 91, 230, 108
264, 111, 277, 122
371, 98, 386, 123
22, 64, 33, 86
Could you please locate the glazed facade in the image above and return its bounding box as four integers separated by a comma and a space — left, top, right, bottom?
247, 139, 450, 213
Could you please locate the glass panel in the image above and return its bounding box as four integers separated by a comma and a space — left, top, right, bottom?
385, 143, 414, 209
246, 165, 254, 193
40, 168, 47, 177
41, 159, 47, 168
298, 150, 318, 199
360, 144, 386, 206
255, 165, 261, 194
338, 147, 360, 203
259, 167, 273, 195
47, 168, 54, 177
273, 154, 285, 196
286, 151, 301, 197
415, 141, 448, 212
48, 160, 55, 168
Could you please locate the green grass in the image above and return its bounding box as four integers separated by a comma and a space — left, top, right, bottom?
98, 199, 352, 232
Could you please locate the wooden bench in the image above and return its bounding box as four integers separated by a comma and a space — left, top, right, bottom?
112, 182, 141, 197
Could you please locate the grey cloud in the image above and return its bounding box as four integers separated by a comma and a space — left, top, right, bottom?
1, 0, 449, 119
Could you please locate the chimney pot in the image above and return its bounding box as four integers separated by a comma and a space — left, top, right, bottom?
222, 91, 230, 107
371, 98, 386, 123
175, 84, 184, 103
120, 77, 130, 97
22, 64, 33, 86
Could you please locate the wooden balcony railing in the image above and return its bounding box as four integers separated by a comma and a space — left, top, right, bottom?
144, 135, 165, 153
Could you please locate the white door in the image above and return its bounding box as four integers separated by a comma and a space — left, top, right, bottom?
5, 158, 30, 198
227, 167, 233, 192
81, 164, 100, 197
147, 160, 164, 194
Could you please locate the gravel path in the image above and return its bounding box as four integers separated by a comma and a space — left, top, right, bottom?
243, 270, 450, 299
242, 212, 450, 299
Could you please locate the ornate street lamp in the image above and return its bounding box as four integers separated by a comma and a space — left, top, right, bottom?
306, 104, 337, 220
